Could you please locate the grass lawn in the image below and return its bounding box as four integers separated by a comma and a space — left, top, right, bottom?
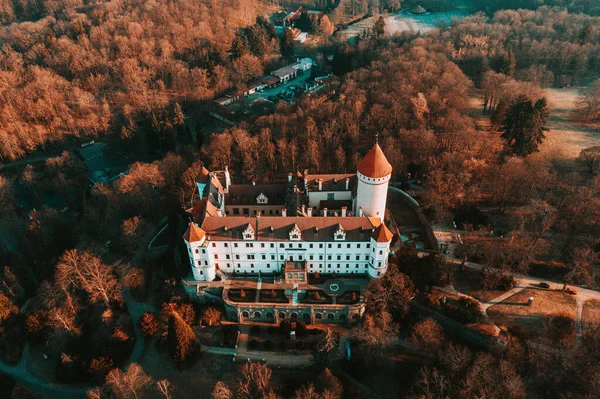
453, 269, 507, 303
487, 288, 577, 345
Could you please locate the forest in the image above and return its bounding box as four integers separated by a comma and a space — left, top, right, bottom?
0, 0, 600, 397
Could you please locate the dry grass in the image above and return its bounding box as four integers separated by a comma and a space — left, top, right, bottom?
582, 299, 600, 339
488, 288, 577, 345
540, 88, 600, 173
453, 269, 507, 303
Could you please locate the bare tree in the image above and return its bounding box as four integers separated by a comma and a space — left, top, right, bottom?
212, 381, 232, 399
580, 146, 600, 174
105, 363, 153, 399
202, 307, 221, 327
156, 379, 174, 399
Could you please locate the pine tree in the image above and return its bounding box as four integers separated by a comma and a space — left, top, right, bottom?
500, 96, 549, 157
168, 312, 199, 363
281, 29, 295, 57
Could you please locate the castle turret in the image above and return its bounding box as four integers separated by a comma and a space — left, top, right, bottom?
355, 142, 392, 222
183, 222, 215, 281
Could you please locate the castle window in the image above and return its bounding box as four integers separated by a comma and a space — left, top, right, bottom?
195, 249, 199, 254
233, 208, 239, 215
280, 244, 284, 248
262, 255, 266, 260
197, 261, 201, 265
271, 255, 275, 260
225, 243, 228, 247
357, 244, 361, 248
356, 255, 360, 260
328, 244, 332, 248
366, 244, 370, 248
338, 244, 342, 248
236, 255, 240, 259
261, 243, 265, 248
214, 254, 218, 259
267, 264, 270, 268
226, 254, 230, 259
328, 255, 332, 260
270, 243, 274, 248
319, 244, 323, 248
309, 244, 313, 248
337, 255, 341, 260
234, 243, 238, 248
346, 255, 350, 260
212, 243, 216, 247
347, 244, 351, 248
202, 249, 206, 254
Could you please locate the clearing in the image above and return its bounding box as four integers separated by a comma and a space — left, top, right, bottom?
487, 288, 577, 344
541, 88, 600, 172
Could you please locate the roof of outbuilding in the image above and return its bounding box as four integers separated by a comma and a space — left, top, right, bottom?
357, 143, 392, 178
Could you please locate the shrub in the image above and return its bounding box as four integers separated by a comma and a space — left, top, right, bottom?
295, 321, 308, 336
279, 340, 290, 350
454, 204, 489, 229
547, 313, 574, 341
280, 320, 291, 334
24, 310, 49, 344
263, 340, 274, 350
139, 312, 160, 336
223, 325, 239, 347
250, 325, 261, 335
89, 357, 114, 382
508, 324, 527, 339
409, 318, 444, 350
443, 297, 481, 324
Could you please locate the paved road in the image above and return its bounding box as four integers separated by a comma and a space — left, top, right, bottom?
0, 155, 52, 171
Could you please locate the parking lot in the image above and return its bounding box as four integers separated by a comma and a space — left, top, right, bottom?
249, 72, 314, 104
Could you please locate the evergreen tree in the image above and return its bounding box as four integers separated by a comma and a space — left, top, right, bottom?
168, 312, 199, 363
230, 36, 247, 59
332, 43, 352, 76
256, 15, 277, 39
195, 122, 205, 148
281, 29, 296, 57
373, 16, 386, 37
500, 96, 549, 157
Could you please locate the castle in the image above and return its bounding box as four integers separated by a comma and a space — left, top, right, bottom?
183, 142, 395, 283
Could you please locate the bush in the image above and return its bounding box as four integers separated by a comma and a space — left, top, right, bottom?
139, 312, 160, 336
279, 340, 290, 350
409, 318, 444, 350
89, 357, 115, 382
547, 313, 574, 341
443, 297, 481, 324
223, 325, 238, 347
295, 321, 308, 336
508, 324, 527, 339
250, 325, 261, 335
263, 340, 274, 350
280, 320, 291, 335
24, 310, 50, 344
479, 271, 516, 291
454, 204, 489, 229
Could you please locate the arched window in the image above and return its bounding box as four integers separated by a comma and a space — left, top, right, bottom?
266, 312, 274, 320
254, 311, 261, 318
327, 313, 334, 320
290, 312, 298, 321
242, 311, 249, 318
315, 313, 322, 320
278, 312, 286, 319
339, 314, 346, 321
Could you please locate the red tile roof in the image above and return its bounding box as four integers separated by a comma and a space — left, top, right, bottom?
183, 223, 206, 243
372, 223, 394, 242
357, 144, 392, 178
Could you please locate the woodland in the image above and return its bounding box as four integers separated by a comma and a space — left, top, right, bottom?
0, 0, 600, 398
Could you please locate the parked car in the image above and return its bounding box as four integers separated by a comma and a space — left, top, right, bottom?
539, 282, 550, 289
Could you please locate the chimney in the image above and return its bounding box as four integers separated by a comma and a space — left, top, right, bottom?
256, 212, 260, 238
318, 179, 323, 191
341, 206, 347, 217
293, 184, 297, 193
302, 205, 306, 214
323, 208, 328, 217
252, 180, 256, 186
224, 166, 231, 191
288, 173, 293, 182
359, 207, 364, 217
345, 177, 350, 190
282, 208, 287, 217
307, 207, 313, 217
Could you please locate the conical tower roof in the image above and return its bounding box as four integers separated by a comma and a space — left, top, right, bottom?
183, 223, 206, 243
357, 143, 392, 178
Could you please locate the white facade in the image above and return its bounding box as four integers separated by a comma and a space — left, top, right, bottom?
355, 171, 390, 222
186, 235, 388, 282
307, 190, 353, 210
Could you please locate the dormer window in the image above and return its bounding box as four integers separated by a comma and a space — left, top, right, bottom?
242, 223, 255, 240
289, 223, 301, 241
256, 192, 268, 204
334, 224, 346, 241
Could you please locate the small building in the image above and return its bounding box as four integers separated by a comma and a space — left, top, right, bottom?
272, 66, 297, 83
294, 58, 313, 71
261, 75, 280, 88
283, 260, 307, 283
411, 5, 427, 15
294, 32, 308, 43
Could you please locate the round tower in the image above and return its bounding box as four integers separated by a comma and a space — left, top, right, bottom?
355, 142, 392, 222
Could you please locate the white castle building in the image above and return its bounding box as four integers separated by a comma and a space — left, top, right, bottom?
183, 142, 395, 282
